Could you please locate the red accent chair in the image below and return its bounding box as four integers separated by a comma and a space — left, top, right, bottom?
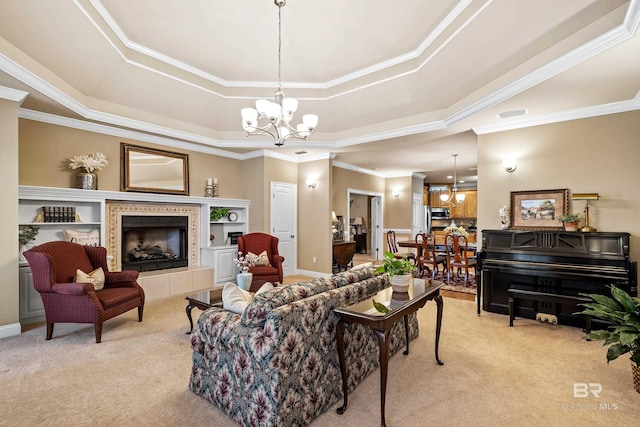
237, 233, 285, 292
23, 241, 145, 343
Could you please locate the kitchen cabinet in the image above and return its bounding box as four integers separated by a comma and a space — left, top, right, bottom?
464, 191, 477, 218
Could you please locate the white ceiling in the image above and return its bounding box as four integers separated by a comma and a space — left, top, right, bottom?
0, 0, 639, 183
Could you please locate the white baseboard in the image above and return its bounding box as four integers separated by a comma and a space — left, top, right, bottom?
0, 323, 21, 339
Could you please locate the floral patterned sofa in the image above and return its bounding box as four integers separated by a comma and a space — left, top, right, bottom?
188, 267, 419, 426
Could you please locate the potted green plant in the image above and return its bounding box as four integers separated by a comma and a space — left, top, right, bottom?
19, 225, 39, 262
559, 213, 581, 231
577, 285, 640, 393
210, 207, 230, 221
374, 250, 417, 293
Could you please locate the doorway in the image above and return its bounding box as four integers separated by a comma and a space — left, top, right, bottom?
347, 188, 383, 261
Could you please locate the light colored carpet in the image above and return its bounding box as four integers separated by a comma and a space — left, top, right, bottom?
1, 291, 639, 427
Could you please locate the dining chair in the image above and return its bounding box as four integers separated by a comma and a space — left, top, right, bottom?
444, 233, 477, 284
386, 231, 416, 262
418, 233, 446, 280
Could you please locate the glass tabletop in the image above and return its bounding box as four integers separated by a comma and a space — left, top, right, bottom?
186, 289, 222, 307
336, 278, 443, 318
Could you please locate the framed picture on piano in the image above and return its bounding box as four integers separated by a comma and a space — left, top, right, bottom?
510, 188, 568, 230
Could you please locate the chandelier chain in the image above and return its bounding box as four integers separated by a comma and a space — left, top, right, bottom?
277, 3, 282, 90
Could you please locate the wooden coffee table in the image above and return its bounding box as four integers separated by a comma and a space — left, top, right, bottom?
334, 279, 444, 427
185, 289, 222, 333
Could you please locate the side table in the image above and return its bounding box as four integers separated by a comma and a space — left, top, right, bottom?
185, 289, 222, 333
334, 279, 444, 427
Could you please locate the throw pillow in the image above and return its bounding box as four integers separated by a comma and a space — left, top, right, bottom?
255, 282, 274, 295
222, 282, 253, 314
247, 250, 271, 266
63, 229, 100, 246
75, 267, 105, 291
222, 282, 275, 314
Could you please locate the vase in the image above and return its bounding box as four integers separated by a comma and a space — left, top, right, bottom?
19, 244, 27, 263
563, 222, 579, 232
77, 171, 98, 190
237, 271, 253, 291
391, 274, 412, 293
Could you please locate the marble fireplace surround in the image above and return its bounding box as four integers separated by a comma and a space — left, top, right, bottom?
106, 201, 200, 272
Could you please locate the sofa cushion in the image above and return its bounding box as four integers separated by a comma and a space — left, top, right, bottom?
329, 266, 374, 289
241, 277, 330, 327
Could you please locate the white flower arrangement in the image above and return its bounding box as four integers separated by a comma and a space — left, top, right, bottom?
499, 205, 510, 228
443, 225, 469, 237
68, 152, 109, 173
234, 251, 257, 272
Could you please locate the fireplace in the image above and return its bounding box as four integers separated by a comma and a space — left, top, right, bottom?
121, 215, 189, 272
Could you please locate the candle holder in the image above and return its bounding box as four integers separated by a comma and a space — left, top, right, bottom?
205, 184, 214, 198
213, 183, 219, 198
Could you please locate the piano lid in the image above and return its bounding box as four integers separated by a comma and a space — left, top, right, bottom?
480, 230, 630, 259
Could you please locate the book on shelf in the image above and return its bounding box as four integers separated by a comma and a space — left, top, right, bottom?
41, 206, 76, 223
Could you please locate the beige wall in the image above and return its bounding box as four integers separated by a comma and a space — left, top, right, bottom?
384, 176, 413, 231
478, 110, 640, 261
331, 166, 385, 219
0, 99, 20, 328
19, 120, 243, 197
241, 157, 267, 232
299, 159, 332, 273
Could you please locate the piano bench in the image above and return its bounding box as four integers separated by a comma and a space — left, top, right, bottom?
508, 288, 592, 332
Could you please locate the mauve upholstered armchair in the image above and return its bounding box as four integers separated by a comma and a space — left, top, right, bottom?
237, 232, 285, 292
23, 241, 145, 343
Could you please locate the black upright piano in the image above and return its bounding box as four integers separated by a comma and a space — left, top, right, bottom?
477, 230, 637, 327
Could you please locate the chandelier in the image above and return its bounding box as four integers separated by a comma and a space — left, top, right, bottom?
440, 154, 466, 207
240, 0, 318, 147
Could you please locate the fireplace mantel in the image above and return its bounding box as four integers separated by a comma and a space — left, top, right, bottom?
18, 185, 251, 299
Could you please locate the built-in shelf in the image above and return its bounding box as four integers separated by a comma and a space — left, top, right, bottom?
18, 185, 251, 317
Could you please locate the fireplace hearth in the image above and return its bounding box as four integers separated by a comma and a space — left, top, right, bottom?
121, 215, 188, 272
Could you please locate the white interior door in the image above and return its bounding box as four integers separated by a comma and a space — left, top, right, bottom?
270, 182, 297, 277
413, 192, 424, 238
370, 196, 383, 260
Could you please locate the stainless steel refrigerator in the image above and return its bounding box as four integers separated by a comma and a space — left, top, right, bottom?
424, 206, 432, 233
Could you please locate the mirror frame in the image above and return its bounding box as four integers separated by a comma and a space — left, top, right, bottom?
121, 143, 190, 195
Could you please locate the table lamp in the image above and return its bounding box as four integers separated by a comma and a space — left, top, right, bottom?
571, 193, 600, 232
353, 217, 363, 234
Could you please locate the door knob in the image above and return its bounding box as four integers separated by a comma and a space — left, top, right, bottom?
290, 234, 295, 238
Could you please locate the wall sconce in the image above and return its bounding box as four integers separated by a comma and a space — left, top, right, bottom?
502, 158, 517, 172
306, 179, 316, 189
393, 188, 400, 198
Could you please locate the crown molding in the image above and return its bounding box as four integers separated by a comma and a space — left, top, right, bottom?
3, 2, 638, 153
473, 90, 640, 135
447, 1, 640, 129
83, 0, 475, 93
0, 85, 28, 103
331, 160, 387, 178
18, 109, 243, 159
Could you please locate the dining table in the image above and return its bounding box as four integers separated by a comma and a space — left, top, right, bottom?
397, 239, 478, 261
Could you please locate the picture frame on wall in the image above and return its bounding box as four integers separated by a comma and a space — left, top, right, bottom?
510, 189, 568, 230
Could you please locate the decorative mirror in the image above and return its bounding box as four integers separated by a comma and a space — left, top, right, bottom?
121, 143, 189, 195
